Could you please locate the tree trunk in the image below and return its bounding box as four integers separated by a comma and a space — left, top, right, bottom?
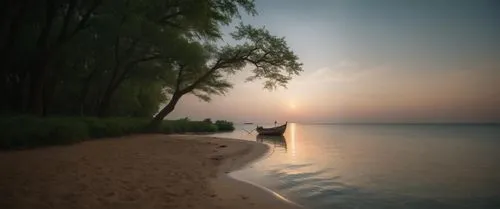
42, 63, 60, 115
79, 67, 97, 116
28, 54, 50, 115
27, 0, 55, 115
1, 1, 27, 67
96, 54, 152, 117
20, 71, 31, 112
149, 92, 183, 129
96, 34, 122, 117
96, 85, 114, 117
96, 65, 125, 117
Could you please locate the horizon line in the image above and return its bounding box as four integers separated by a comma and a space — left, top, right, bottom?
236, 122, 500, 125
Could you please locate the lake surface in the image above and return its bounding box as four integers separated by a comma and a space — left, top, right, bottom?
210, 123, 500, 209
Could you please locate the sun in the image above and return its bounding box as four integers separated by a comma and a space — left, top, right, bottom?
286, 99, 299, 111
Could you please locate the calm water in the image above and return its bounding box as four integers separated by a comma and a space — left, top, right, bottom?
211, 123, 500, 209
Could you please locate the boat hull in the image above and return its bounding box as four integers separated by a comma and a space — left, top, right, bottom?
256, 123, 287, 135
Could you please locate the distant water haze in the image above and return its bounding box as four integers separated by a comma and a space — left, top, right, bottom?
211, 123, 500, 209
168, 0, 500, 123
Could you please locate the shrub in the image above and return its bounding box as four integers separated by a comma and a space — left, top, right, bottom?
0, 116, 88, 149
215, 120, 235, 131
156, 119, 218, 134
83, 117, 149, 138
184, 121, 218, 132
0, 116, 233, 150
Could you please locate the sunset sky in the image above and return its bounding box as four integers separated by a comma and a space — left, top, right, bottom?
169, 0, 500, 123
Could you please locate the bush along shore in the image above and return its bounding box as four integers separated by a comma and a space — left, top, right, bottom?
0, 116, 234, 150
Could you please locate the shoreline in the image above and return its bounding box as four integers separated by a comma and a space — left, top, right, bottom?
203, 136, 303, 209
0, 134, 300, 209
164, 134, 303, 208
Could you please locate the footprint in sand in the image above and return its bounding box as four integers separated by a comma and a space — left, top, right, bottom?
210, 155, 223, 161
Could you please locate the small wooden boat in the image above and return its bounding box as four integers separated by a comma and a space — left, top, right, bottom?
244, 122, 254, 125
256, 122, 287, 135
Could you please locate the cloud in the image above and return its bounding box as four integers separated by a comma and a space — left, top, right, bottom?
301, 60, 387, 84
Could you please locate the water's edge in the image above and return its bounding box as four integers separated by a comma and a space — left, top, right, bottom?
228, 172, 304, 208
214, 135, 304, 208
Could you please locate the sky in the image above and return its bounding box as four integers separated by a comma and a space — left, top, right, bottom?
169, 0, 500, 123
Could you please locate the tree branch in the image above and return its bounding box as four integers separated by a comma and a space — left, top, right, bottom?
67, 0, 102, 40
158, 10, 183, 23
179, 59, 224, 94
122, 38, 138, 60
36, 0, 56, 49
57, 0, 76, 42
112, 14, 129, 68
257, 50, 272, 62
111, 54, 162, 89
175, 64, 186, 92
241, 47, 259, 59
161, 21, 183, 29
241, 49, 270, 67
130, 54, 162, 64
243, 57, 263, 69
113, 35, 121, 70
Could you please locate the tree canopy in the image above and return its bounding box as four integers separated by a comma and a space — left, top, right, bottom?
1, 0, 302, 126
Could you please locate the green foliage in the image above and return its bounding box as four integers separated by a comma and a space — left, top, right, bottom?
1, 0, 261, 117
0, 116, 228, 150
82, 117, 150, 138
215, 120, 235, 131
153, 23, 303, 121
156, 119, 218, 134
231, 24, 303, 89
0, 116, 88, 149
1, 0, 302, 132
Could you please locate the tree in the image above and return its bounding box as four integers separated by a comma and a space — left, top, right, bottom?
150, 24, 302, 126
1, 0, 259, 117
1, 0, 303, 125
87, 0, 258, 116
1, 0, 104, 115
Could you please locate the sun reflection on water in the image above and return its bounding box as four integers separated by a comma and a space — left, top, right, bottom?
290, 123, 297, 158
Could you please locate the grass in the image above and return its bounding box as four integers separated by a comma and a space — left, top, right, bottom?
0, 116, 233, 150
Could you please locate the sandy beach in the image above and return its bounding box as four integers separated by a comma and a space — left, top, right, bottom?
0, 134, 299, 209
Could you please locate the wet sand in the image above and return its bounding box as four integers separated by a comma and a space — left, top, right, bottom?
0, 134, 299, 209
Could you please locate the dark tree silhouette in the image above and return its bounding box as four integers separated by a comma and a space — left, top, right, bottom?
0, 0, 302, 124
